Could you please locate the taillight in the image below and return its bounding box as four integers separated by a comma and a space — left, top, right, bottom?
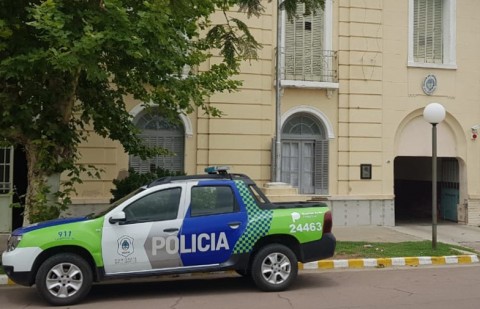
323, 211, 332, 234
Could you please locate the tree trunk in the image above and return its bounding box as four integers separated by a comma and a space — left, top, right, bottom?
22, 142, 60, 226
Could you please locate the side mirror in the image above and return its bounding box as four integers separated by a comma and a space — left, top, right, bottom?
109, 211, 126, 224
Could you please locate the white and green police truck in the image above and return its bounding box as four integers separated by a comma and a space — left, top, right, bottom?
2, 167, 335, 306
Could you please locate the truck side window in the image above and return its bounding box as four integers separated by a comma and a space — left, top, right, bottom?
124, 187, 181, 223
190, 186, 237, 217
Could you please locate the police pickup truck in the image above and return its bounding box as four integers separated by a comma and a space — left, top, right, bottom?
2, 167, 335, 306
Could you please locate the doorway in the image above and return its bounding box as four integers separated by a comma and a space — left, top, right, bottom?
0, 147, 27, 232
281, 113, 329, 195
12, 147, 27, 230
394, 156, 459, 223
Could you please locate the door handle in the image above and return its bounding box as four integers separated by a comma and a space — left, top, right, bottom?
163, 228, 179, 233
228, 222, 242, 229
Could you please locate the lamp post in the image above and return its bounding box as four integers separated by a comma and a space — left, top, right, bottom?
423, 103, 446, 250
274, 0, 283, 182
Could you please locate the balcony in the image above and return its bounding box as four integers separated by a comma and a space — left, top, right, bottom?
281, 50, 338, 90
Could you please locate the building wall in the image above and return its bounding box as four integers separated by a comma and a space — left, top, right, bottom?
66, 0, 480, 226
337, 0, 386, 199
196, 3, 276, 184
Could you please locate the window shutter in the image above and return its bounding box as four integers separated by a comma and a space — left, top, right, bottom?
314, 140, 329, 195
414, 0, 426, 61
285, 15, 296, 80
129, 133, 184, 174
310, 9, 324, 81
432, 0, 443, 62
285, 4, 324, 81
414, 0, 443, 63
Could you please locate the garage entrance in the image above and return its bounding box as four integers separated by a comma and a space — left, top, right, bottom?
394, 156, 459, 223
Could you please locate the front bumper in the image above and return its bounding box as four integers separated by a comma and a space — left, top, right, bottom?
2, 265, 33, 286
2, 247, 42, 286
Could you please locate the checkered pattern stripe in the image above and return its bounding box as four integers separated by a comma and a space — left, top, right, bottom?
233, 180, 273, 254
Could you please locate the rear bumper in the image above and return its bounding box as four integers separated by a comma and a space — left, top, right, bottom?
299, 233, 336, 263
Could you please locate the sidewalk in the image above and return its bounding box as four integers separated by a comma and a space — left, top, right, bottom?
299, 222, 480, 271
2, 223, 480, 285
334, 222, 480, 251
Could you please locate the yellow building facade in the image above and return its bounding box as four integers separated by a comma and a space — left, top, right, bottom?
2, 0, 480, 232
59, 0, 480, 227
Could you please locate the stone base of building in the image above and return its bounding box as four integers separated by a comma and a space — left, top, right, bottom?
263, 183, 395, 227
323, 199, 395, 227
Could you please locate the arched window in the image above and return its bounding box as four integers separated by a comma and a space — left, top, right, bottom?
281, 113, 328, 195
129, 108, 185, 174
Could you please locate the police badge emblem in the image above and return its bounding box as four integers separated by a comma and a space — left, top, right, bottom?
117, 235, 134, 257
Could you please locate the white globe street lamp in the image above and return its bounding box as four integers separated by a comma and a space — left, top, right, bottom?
423, 102, 446, 250
423, 102, 446, 124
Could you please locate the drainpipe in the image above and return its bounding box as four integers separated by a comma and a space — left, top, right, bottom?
275, 0, 283, 182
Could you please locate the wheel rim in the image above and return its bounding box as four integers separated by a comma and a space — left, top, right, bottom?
261, 252, 291, 285
45, 262, 83, 298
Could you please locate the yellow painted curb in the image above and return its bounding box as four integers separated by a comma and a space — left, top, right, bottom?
1, 255, 479, 285
0, 275, 15, 285
299, 254, 480, 270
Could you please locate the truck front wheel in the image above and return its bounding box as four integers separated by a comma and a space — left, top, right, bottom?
251, 244, 298, 291
35, 253, 93, 306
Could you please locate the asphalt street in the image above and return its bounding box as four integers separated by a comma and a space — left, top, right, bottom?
1, 265, 480, 308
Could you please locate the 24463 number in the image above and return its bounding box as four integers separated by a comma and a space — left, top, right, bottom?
289, 222, 322, 233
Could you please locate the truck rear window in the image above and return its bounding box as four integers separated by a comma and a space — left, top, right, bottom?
248, 185, 269, 206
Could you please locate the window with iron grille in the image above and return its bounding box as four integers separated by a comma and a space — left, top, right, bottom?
129, 109, 185, 174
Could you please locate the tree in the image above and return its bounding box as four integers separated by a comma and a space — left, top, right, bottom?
0, 0, 324, 224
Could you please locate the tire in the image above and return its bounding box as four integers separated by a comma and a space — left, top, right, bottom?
250, 244, 298, 292
35, 253, 93, 306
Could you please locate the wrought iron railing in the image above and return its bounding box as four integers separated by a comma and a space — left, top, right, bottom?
283, 50, 338, 84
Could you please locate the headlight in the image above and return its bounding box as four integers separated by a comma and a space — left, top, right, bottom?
6, 235, 22, 252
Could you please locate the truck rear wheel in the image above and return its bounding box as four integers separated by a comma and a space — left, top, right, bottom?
251, 244, 298, 291
35, 253, 93, 306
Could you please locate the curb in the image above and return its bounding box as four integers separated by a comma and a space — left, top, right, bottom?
299, 254, 480, 270
0, 275, 14, 286
2, 255, 479, 286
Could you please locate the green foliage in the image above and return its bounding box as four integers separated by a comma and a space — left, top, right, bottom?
28, 180, 61, 223
0, 0, 324, 223
110, 168, 185, 203
26, 164, 102, 222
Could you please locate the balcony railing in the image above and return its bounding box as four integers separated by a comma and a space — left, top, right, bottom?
282, 50, 338, 86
